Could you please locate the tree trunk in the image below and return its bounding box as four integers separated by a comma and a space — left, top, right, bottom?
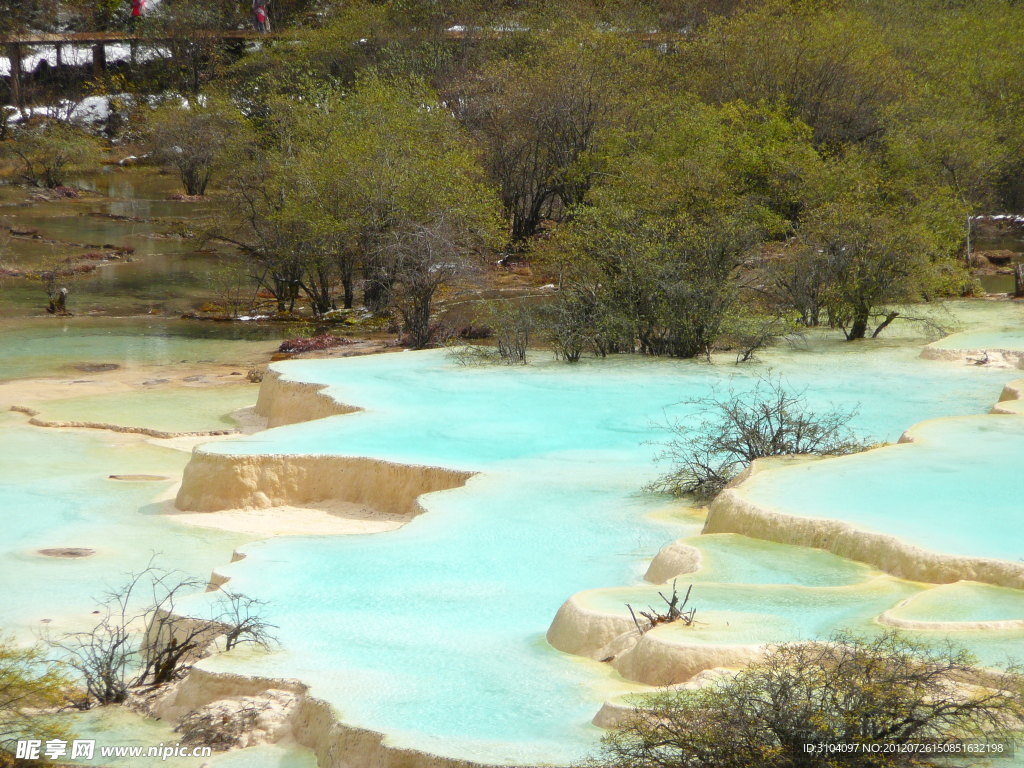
342, 275, 354, 309
847, 311, 869, 341
363, 262, 393, 313
7, 44, 23, 112
92, 44, 107, 77
871, 311, 900, 338
337, 255, 355, 309
1014, 264, 1024, 298
405, 291, 435, 349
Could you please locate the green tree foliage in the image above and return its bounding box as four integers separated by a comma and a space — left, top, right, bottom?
542, 101, 820, 358
593, 632, 1024, 768
684, 1, 906, 147
0, 638, 72, 764
783, 151, 967, 340
220, 75, 501, 343
4, 121, 101, 188
146, 0, 248, 95
290, 74, 500, 318
29, 0, 1013, 349
880, 0, 1024, 209
0, 0, 59, 34
454, 24, 667, 240
147, 98, 241, 196
61, 0, 125, 31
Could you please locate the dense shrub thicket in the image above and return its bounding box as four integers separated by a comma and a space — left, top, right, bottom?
595, 632, 1024, 768
7, 0, 1024, 348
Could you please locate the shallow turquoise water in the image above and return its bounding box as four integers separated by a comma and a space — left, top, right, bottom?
190, 335, 1023, 764
1, 301, 1021, 765
929, 301, 1024, 350
740, 414, 1024, 563
680, 533, 875, 587
64, 708, 316, 767
0, 318, 278, 381
889, 582, 1024, 624
0, 410, 252, 638
36, 384, 255, 432
208, 342, 1013, 468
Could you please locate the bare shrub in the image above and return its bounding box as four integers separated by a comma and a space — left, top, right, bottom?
540, 290, 596, 363
626, 581, 696, 636
5, 120, 101, 188
650, 375, 869, 499
208, 255, 259, 319
489, 300, 534, 364
48, 560, 276, 706
147, 100, 240, 196
383, 218, 479, 350
447, 300, 534, 365
717, 310, 801, 364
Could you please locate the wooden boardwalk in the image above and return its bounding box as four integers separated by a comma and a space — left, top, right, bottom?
0, 29, 269, 46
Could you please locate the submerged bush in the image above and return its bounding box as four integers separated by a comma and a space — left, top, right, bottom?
449, 299, 535, 365
6, 120, 101, 188
650, 375, 868, 499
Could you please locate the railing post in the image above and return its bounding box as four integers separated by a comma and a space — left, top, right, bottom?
92, 42, 107, 77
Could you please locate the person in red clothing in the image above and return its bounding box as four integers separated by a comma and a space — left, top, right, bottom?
253, 0, 270, 32
129, 0, 145, 33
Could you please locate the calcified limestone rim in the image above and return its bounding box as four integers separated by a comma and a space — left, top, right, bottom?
546, 591, 763, 688
548, 373, 1024, 701
920, 344, 1024, 368
878, 600, 1024, 632
166, 359, 1024, 767
9, 404, 239, 439
176, 366, 475, 518
175, 450, 474, 519
706, 468, 1024, 590
550, 575, 923, 689
703, 380, 1024, 590
875, 580, 1024, 632
991, 378, 1024, 414
155, 615, 550, 768
160, 667, 520, 768
644, 539, 702, 584
255, 369, 359, 428
167, 365, 522, 768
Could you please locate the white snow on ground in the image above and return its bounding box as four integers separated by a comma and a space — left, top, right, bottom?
974, 214, 1024, 223
70, 94, 114, 124
3, 93, 133, 125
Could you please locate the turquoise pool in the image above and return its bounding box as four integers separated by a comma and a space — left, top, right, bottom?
187, 329, 1023, 764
